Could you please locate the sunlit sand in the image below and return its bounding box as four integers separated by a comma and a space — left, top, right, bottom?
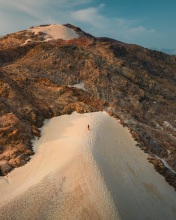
0, 112, 176, 220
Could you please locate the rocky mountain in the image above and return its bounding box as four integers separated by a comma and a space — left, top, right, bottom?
0, 24, 176, 189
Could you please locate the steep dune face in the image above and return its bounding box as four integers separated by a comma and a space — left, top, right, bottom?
91, 113, 176, 219
0, 112, 119, 220
0, 112, 176, 219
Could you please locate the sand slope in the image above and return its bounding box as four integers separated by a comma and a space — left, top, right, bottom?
0, 112, 176, 219
30, 24, 79, 41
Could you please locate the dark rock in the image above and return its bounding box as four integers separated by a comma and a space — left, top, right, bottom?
0, 161, 13, 175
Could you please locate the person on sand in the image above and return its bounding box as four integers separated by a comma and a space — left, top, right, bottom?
88, 124, 90, 130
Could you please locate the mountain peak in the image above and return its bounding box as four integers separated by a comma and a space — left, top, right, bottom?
29, 24, 79, 41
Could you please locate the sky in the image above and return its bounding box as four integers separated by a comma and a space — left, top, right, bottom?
0, 0, 176, 49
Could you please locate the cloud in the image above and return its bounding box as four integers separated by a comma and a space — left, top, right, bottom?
0, 0, 92, 35
0, 0, 93, 20
1, 0, 48, 20
71, 6, 107, 28
1, 0, 92, 11
127, 26, 155, 34
55, 0, 93, 7
0, 0, 156, 47
71, 4, 156, 42
99, 3, 106, 8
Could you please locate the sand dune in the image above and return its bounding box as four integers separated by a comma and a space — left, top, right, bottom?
30, 24, 79, 41
0, 112, 176, 219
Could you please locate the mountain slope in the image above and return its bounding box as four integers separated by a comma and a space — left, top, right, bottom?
0, 24, 176, 189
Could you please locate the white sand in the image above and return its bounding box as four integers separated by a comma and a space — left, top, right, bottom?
30, 24, 78, 41
0, 112, 176, 220
69, 82, 87, 91
21, 38, 32, 46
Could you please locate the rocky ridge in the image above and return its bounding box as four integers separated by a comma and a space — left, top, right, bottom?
0, 24, 176, 189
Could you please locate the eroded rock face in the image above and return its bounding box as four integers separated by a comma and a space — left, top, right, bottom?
0, 24, 176, 189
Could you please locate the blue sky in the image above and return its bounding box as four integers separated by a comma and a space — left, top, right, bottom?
0, 0, 176, 49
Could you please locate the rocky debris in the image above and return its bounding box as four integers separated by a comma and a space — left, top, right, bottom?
0, 24, 176, 189
148, 156, 176, 187
0, 161, 13, 175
